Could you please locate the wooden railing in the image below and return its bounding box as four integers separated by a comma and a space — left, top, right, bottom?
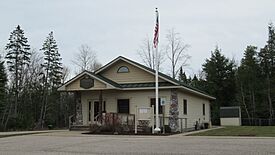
98, 113, 135, 126
68, 114, 75, 129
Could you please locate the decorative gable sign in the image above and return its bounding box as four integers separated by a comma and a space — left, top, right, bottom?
80, 75, 94, 89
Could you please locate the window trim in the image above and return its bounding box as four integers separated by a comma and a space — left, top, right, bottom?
117, 66, 129, 73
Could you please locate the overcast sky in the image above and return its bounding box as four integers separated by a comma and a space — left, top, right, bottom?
0, 0, 275, 77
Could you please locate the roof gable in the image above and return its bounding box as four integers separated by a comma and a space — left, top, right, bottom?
98, 59, 168, 84
95, 56, 215, 100
58, 71, 118, 91
58, 56, 215, 100
95, 56, 179, 85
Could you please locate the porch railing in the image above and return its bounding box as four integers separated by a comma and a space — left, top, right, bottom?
97, 113, 135, 126
154, 116, 188, 133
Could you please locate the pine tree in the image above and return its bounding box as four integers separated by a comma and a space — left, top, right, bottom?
237, 46, 263, 120
41, 31, 63, 89
258, 23, 275, 119
5, 25, 31, 116
39, 31, 63, 128
0, 57, 7, 129
178, 67, 188, 84
202, 47, 236, 124
190, 74, 198, 87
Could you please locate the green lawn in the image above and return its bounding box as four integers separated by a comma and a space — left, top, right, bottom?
190, 126, 275, 137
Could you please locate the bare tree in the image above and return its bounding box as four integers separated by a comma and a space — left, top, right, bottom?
61, 65, 70, 84
72, 44, 102, 74
137, 37, 165, 70
165, 29, 190, 79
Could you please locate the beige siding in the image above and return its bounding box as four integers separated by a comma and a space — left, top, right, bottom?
65, 76, 107, 91
100, 60, 164, 83
80, 89, 211, 129
177, 90, 211, 129
81, 89, 171, 125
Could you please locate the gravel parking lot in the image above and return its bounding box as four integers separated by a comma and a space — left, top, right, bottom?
0, 131, 275, 155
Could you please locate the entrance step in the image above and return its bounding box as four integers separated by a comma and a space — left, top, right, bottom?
70, 125, 90, 131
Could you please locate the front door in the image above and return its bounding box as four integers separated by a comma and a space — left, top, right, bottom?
94, 101, 100, 120
89, 101, 106, 123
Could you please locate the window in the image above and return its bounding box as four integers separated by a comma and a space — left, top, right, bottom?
89, 101, 91, 121
102, 101, 106, 113
203, 103, 205, 116
117, 99, 129, 113
150, 98, 163, 114
183, 99, 187, 115
117, 66, 129, 73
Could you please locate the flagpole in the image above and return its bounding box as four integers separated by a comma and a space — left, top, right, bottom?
154, 8, 161, 132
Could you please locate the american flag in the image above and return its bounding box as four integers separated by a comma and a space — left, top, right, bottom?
153, 8, 159, 48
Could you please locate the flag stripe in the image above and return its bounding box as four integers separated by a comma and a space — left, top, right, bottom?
153, 10, 159, 48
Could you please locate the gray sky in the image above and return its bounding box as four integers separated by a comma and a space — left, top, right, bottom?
0, 0, 275, 77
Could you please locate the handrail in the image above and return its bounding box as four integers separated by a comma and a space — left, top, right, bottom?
94, 114, 100, 122
68, 114, 75, 129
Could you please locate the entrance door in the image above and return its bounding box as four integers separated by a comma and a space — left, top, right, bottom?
89, 101, 106, 123
94, 101, 100, 120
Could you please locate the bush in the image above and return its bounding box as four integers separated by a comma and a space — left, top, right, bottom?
100, 125, 113, 132
89, 124, 101, 133
163, 125, 171, 133
48, 125, 53, 130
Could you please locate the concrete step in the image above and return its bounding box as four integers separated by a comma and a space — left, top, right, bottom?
69, 125, 90, 131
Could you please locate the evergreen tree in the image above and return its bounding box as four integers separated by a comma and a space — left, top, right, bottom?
0, 57, 7, 129
190, 74, 199, 87
39, 31, 63, 128
202, 47, 236, 124
41, 31, 63, 89
258, 23, 275, 119
237, 46, 264, 120
5, 25, 31, 116
178, 67, 188, 84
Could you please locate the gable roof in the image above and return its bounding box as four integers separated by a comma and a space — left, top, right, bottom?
95, 56, 215, 100
95, 56, 180, 86
58, 71, 120, 91
59, 56, 215, 100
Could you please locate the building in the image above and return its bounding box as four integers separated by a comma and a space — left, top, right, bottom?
58, 56, 215, 132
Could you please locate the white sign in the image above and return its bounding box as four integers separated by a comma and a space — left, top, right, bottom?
139, 108, 149, 114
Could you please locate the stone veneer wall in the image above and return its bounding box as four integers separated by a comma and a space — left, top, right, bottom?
169, 89, 179, 132
75, 92, 83, 125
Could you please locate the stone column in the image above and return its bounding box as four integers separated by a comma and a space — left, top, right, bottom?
169, 89, 179, 132
75, 92, 83, 125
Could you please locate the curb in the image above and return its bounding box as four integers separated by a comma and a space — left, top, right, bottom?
169, 126, 224, 137
0, 130, 67, 138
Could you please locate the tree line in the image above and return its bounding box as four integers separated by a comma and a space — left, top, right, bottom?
0, 26, 67, 130
0, 26, 100, 131
138, 24, 275, 125
0, 23, 274, 130
176, 24, 275, 124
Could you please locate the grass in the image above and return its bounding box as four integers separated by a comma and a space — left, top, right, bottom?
190, 126, 275, 137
